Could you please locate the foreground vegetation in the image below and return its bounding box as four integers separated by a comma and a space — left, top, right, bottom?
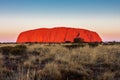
0, 43, 120, 80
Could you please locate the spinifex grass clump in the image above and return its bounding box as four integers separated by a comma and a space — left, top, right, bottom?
10, 45, 27, 56
0, 46, 13, 55
0, 45, 27, 56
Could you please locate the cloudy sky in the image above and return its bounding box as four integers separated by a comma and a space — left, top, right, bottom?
0, 0, 120, 42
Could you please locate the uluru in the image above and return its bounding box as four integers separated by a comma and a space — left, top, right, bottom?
17, 27, 102, 43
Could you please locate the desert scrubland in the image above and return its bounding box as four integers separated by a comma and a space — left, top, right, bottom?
0, 42, 120, 80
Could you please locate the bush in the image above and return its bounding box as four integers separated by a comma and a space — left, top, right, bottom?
37, 63, 61, 80
88, 42, 99, 47
0, 45, 27, 56
10, 45, 27, 56
0, 46, 13, 55
73, 37, 84, 43
65, 41, 71, 43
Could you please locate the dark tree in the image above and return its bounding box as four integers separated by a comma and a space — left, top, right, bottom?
73, 33, 84, 43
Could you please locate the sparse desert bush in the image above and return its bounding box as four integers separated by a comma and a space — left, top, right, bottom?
0, 43, 120, 80
0, 46, 13, 55
10, 45, 27, 56
0, 45, 27, 56
88, 42, 99, 47
73, 37, 84, 43
36, 63, 61, 80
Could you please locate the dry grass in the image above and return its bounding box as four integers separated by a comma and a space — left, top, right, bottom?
0, 43, 120, 80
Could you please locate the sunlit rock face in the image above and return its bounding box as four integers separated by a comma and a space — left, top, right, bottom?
17, 27, 102, 43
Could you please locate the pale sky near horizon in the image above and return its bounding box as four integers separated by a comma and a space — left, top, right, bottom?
0, 0, 120, 42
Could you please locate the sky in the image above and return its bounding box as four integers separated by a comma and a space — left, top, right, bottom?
0, 0, 120, 42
